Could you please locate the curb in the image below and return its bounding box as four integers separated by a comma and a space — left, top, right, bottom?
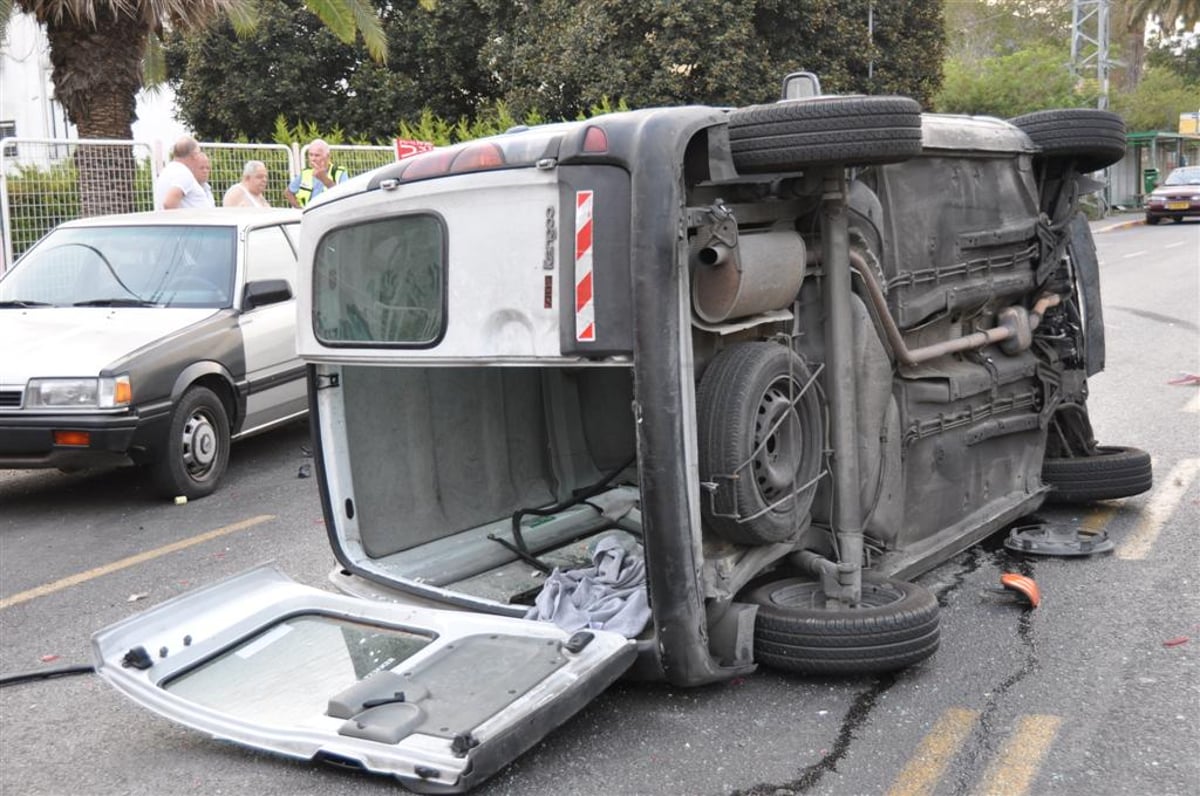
1093, 217, 1144, 233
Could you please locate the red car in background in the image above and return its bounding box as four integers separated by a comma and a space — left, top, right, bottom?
1144, 165, 1200, 224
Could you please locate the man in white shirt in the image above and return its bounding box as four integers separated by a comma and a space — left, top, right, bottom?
222, 160, 271, 208
156, 136, 215, 210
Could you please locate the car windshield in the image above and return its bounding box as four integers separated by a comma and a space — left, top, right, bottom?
0, 225, 237, 308
1163, 167, 1200, 186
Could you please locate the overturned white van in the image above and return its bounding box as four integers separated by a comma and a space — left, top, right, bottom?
93, 81, 1150, 792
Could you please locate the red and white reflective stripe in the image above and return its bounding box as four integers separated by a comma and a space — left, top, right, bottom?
574, 190, 595, 342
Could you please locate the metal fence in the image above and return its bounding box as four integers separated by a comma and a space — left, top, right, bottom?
1, 139, 406, 271
310, 143, 397, 184
204, 142, 294, 208
1, 137, 157, 270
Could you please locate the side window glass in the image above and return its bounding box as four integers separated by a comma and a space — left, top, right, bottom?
245, 226, 298, 288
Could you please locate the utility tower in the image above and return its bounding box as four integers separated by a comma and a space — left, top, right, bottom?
1071, 0, 1112, 108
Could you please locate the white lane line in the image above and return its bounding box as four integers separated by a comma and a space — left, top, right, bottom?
1185, 392, 1200, 414
1117, 459, 1200, 560
1163, 241, 1185, 249
1121, 250, 1147, 258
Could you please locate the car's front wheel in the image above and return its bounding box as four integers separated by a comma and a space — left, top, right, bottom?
151, 386, 231, 499
1145, 215, 1161, 225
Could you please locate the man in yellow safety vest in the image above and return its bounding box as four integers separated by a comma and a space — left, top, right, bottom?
284, 139, 348, 208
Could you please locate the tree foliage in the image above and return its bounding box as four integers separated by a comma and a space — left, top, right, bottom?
166, 0, 947, 143
935, 43, 1098, 117
166, 0, 495, 141
1110, 65, 1200, 130
942, 0, 1073, 60
6, 0, 386, 214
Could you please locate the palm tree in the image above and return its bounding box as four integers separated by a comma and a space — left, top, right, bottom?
2, 0, 386, 215
1117, 0, 1200, 90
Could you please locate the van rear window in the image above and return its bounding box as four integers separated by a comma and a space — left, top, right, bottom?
314, 214, 446, 346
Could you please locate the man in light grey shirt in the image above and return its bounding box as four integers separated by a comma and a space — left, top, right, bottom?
156, 136, 215, 209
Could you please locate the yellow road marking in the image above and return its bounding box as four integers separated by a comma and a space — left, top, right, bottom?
0, 515, 275, 610
887, 708, 980, 796
974, 714, 1063, 796
1079, 505, 1116, 535
1117, 459, 1200, 560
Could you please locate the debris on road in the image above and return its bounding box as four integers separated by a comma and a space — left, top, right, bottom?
999, 573, 1041, 608
1163, 636, 1190, 648
1166, 373, 1200, 386
126, 593, 149, 603
1004, 522, 1114, 556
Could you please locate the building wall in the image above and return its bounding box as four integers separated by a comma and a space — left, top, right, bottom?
0, 15, 75, 143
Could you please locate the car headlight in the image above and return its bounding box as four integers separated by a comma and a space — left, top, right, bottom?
25, 375, 132, 408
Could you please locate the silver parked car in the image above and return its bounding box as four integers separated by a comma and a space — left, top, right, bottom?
0, 208, 307, 498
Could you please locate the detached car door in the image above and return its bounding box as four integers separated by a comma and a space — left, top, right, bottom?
91, 566, 634, 793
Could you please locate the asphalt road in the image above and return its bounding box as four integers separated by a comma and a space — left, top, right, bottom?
1, 217, 1197, 796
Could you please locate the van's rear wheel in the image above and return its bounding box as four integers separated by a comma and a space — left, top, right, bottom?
1008, 109, 1126, 172
747, 574, 940, 675
697, 343, 823, 545
1042, 445, 1152, 503
728, 95, 923, 173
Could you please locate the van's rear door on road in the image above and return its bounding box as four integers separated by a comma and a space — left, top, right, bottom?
92, 565, 635, 793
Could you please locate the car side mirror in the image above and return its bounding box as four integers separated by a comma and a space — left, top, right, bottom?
243, 278, 292, 309
780, 71, 822, 101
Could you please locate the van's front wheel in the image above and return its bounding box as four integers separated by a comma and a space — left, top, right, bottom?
747, 574, 940, 675
728, 95, 923, 173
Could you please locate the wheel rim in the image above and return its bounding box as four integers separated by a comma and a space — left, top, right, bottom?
181, 408, 219, 480
767, 580, 905, 611
753, 376, 806, 503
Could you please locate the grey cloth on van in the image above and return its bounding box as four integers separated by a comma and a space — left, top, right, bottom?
525, 534, 650, 638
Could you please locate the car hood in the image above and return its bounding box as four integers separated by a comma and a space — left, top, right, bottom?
1151, 185, 1200, 199
0, 307, 217, 383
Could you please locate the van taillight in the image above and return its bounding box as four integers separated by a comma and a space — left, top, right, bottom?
401, 149, 457, 180
582, 126, 608, 153
451, 143, 505, 172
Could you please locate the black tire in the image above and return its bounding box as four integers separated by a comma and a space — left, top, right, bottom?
1008, 109, 1126, 172
697, 343, 823, 545
1145, 215, 1160, 225
728, 96, 923, 173
1042, 445, 1152, 503
747, 574, 940, 675
151, 386, 231, 499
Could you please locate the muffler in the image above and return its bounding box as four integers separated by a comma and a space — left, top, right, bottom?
692, 228, 806, 324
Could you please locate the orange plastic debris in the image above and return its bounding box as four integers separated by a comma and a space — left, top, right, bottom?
1000, 573, 1041, 608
